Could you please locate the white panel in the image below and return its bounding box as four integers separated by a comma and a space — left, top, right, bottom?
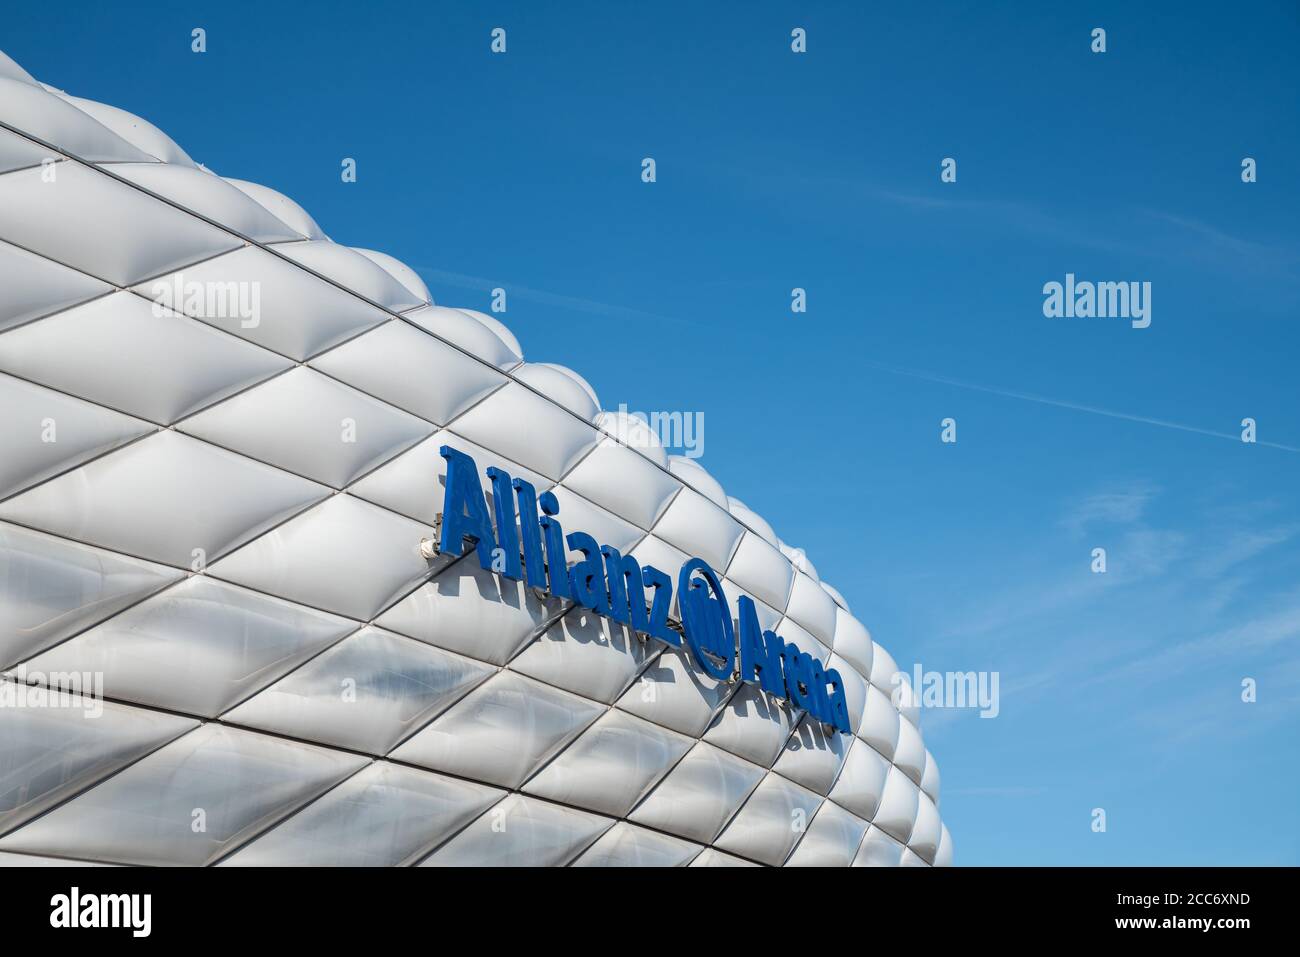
772, 615, 830, 667
689, 848, 758, 867
727, 498, 778, 546
449, 382, 599, 481
727, 532, 796, 612
628, 533, 692, 618
0, 373, 154, 499
830, 607, 874, 680
351, 428, 549, 526
628, 741, 765, 844
561, 437, 682, 531
0, 692, 197, 835
0, 291, 290, 424
455, 309, 522, 365
921, 747, 941, 802
209, 493, 433, 621
542, 484, 644, 554
667, 455, 727, 507
785, 801, 870, 867
133, 246, 391, 361
703, 682, 794, 768
594, 410, 668, 468
852, 824, 907, 867
403, 304, 521, 369
221, 763, 503, 867
713, 772, 824, 866
771, 714, 852, 796
0, 78, 156, 163
0, 523, 182, 669
859, 683, 901, 761
781, 540, 819, 580
894, 714, 928, 786
0, 162, 240, 285
513, 362, 599, 421
719, 576, 784, 635
0, 724, 367, 866
784, 571, 837, 647
419, 793, 611, 867
829, 737, 891, 822
391, 671, 602, 788
651, 487, 745, 572
522, 709, 691, 817
57, 95, 194, 165
820, 580, 851, 613
21, 576, 355, 717
615, 645, 733, 738
571, 821, 700, 868
0, 52, 39, 86
827, 651, 868, 736
900, 686, 922, 727
275, 240, 424, 312
377, 557, 567, 665
869, 639, 903, 693
110, 164, 300, 242
935, 823, 954, 867
178, 366, 433, 488
0, 431, 328, 567
1, 138, 56, 176
909, 791, 942, 864
0, 239, 111, 334
893, 665, 921, 726
0, 852, 109, 867
224, 626, 493, 754
309, 319, 507, 426
873, 765, 921, 845
509, 608, 653, 704
352, 248, 431, 304
224, 179, 324, 240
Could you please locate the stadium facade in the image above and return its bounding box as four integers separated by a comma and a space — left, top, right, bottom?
0, 48, 951, 867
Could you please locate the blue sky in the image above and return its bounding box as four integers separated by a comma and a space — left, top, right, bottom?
7, 0, 1298, 864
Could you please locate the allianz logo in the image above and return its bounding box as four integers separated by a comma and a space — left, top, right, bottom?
435, 446, 851, 733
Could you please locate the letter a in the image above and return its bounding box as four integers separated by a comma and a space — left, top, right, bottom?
439, 446, 497, 569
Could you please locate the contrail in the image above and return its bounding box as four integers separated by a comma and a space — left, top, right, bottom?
410, 268, 1294, 453
859, 359, 1300, 453
413, 266, 691, 328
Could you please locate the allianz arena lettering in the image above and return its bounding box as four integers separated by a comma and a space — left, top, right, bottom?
438, 446, 852, 734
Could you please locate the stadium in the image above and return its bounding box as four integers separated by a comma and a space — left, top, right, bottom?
0, 47, 949, 867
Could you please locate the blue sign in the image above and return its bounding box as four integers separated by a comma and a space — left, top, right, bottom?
438, 445, 850, 733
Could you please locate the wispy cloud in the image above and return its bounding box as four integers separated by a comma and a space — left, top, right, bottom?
921, 476, 1300, 744
1061, 485, 1159, 536
1089, 599, 1300, 688
412, 266, 692, 328
718, 155, 1300, 280
1139, 209, 1300, 276
858, 358, 1300, 453
1192, 524, 1300, 578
